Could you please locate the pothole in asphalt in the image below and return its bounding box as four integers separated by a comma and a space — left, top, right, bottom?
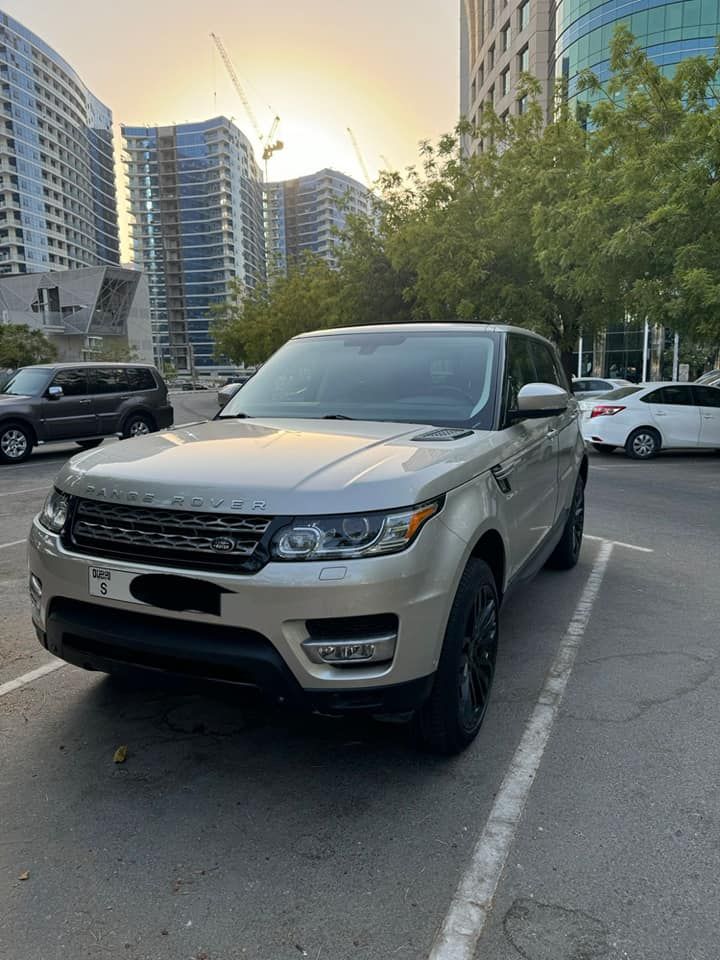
503, 899, 611, 959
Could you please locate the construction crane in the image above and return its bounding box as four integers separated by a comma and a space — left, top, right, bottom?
210, 32, 284, 168
347, 127, 371, 187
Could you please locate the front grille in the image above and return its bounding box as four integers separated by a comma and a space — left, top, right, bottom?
66, 498, 281, 573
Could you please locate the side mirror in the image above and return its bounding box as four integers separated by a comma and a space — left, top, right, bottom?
47, 385, 64, 400
510, 383, 569, 420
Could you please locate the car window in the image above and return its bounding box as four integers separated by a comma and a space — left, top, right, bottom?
90, 367, 130, 394
528, 340, 563, 387
641, 386, 695, 406
505, 336, 537, 411
126, 367, 156, 391
1, 368, 51, 396
692, 385, 720, 408
572, 380, 589, 393
50, 369, 87, 397
592, 379, 611, 391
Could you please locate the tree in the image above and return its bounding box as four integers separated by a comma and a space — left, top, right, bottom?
91, 341, 141, 362
211, 258, 341, 364
0, 324, 57, 369
539, 28, 720, 344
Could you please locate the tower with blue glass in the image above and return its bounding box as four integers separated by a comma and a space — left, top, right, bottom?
123, 117, 266, 373
0, 11, 119, 274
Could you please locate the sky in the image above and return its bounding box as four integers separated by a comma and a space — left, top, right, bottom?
6, 0, 460, 185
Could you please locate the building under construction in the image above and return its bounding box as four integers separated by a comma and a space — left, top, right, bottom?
122, 117, 265, 373
264, 169, 371, 276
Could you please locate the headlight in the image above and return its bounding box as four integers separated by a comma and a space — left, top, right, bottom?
39, 489, 70, 533
272, 499, 442, 561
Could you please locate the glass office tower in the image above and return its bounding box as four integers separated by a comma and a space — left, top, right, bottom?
264, 169, 371, 276
0, 11, 119, 274
552, 0, 720, 101
123, 117, 265, 372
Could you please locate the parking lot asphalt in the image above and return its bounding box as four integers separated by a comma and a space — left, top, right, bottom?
0, 393, 718, 960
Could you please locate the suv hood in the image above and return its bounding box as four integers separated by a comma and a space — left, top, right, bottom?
57, 418, 508, 515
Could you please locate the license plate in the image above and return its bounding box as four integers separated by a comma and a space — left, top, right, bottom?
88, 566, 139, 603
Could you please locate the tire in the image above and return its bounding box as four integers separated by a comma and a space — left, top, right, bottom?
122, 413, 154, 439
546, 473, 585, 570
414, 558, 499, 755
76, 438, 103, 450
0, 422, 34, 464
625, 427, 660, 460
592, 443, 615, 454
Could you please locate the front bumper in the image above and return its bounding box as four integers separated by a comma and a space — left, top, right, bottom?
28, 515, 462, 712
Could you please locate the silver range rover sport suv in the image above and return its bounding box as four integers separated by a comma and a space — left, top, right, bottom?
29, 324, 588, 754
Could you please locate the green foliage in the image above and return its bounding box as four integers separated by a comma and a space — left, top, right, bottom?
0, 324, 58, 369
91, 341, 141, 362
211, 29, 720, 366
211, 258, 341, 364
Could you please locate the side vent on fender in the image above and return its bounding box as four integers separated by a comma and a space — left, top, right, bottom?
412, 428, 475, 442
491, 464, 513, 495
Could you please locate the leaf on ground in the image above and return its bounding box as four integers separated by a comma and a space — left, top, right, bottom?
18, 871, 29, 881
113, 745, 128, 763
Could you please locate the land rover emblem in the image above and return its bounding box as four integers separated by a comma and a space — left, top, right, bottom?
211, 537, 235, 553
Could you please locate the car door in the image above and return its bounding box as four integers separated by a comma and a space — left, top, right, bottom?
642, 385, 701, 447
42, 369, 97, 440
89, 366, 130, 435
496, 335, 559, 578
692, 385, 720, 447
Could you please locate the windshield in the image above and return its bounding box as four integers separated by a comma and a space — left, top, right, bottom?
219, 330, 499, 428
1, 368, 51, 397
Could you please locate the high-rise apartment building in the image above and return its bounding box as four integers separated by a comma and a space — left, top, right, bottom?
0, 11, 119, 274
265, 169, 371, 275
461, 0, 720, 136
123, 117, 265, 372
461, 0, 555, 130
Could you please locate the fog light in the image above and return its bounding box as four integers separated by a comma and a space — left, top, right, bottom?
302, 632, 396, 666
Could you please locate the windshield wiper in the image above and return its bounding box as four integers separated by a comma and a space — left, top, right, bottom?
322, 414, 355, 420
221, 412, 252, 419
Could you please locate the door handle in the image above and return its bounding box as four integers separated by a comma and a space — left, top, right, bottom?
654, 411, 667, 416
546, 430, 558, 440
79, 399, 91, 405
702, 414, 714, 420
119, 395, 131, 400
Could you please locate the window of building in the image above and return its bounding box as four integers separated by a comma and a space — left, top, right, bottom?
490, 0, 496, 27
488, 44, 495, 70
488, 84, 495, 106
518, 45, 529, 73
501, 67, 510, 97
518, 94, 528, 115
478, 63, 485, 87
519, 0, 530, 31
501, 21, 511, 52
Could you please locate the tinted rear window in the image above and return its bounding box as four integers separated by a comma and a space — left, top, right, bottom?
126, 368, 156, 391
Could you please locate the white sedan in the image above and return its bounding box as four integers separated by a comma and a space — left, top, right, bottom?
571, 376, 633, 399
580, 382, 720, 458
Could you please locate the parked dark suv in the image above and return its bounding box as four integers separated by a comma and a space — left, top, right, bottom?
0, 363, 173, 464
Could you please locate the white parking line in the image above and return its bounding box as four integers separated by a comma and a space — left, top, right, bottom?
0, 539, 25, 550
585, 534, 652, 553
0, 486, 48, 498
429, 540, 614, 960
0, 659, 65, 699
